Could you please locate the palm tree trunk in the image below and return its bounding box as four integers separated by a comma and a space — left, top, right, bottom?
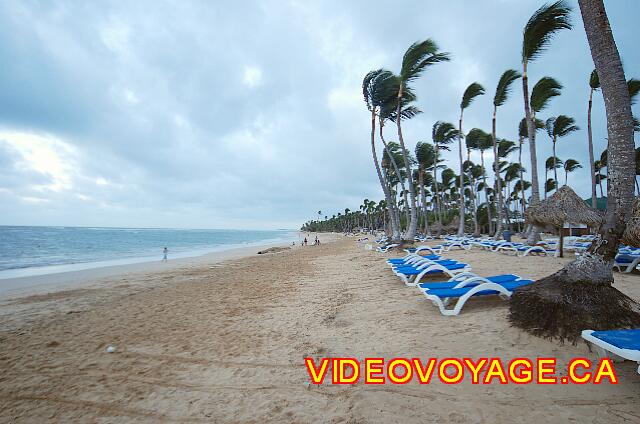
418, 167, 431, 236
518, 135, 527, 215
480, 151, 492, 235
379, 121, 405, 232
523, 61, 542, 244
395, 84, 418, 240
457, 111, 465, 235
553, 138, 558, 189
510, 0, 640, 341
433, 144, 442, 228
369, 109, 400, 242
492, 107, 504, 238
587, 88, 598, 207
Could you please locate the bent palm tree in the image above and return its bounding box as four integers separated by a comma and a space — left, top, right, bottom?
432, 121, 459, 231
521, 0, 572, 244
467, 128, 494, 234
587, 69, 600, 207
563, 159, 582, 185
457, 82, 485, 235
395, 40, 450, 240
511, 0, 640, 341
545, 115, 580, 189
362, 69, 401, 241
416, 142, 437, 235
492, 69, 521, 237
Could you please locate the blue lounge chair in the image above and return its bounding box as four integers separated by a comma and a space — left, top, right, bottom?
582, 329, 640, 374
417, 274, 521, 290
394, 262, 472, 286
421, 279, 533, 316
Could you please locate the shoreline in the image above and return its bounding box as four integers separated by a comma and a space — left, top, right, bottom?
0, 232, 334, 299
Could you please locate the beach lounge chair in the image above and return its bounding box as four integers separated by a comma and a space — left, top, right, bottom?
613, 253, 640, 273
376, 243, 400, 253
416, 274, 521, 290
420, 279, 533, 316
394, 261, 471, 286
387, 254, 440, 266
581, 329, 640, 374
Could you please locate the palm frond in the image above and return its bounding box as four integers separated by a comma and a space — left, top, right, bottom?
522, 0, 573, 63
494, 69, 521, 107
432, 121, 460, 146
531, 76, 562, 113
362, 69, 396, 112
589, 69, 600, 90
547, 115, 579, 138
628, 78, 640, 105
564, 158, 582, 172
401, 39, 450, 83
498, 139, 517, 158
461, 82, 485, 110
545, 156, 563, 170
465, 128, 492, 151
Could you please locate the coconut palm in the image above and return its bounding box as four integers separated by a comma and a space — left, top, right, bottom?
415, 142, 437, 235
432, 121, 459, 229
362, 69, 401, 240
467, 128, 494, 234
563, 159, 582, 185
545, 115, 580, 189
521, 0, 572, 244
394, 40, 450, 240
491, 69, 521, 237
587, 69, 601, 207
457, 82, 485, 235
511, 0, 640, 341
544, 156, 563, 198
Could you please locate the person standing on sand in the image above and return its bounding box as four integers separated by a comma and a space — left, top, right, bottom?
162, 247, 168, 262
304, 237, 308, 246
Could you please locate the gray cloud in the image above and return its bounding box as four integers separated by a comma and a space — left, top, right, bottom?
0, 0, 638, 229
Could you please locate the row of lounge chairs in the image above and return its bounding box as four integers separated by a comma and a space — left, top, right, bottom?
369, 238, 640, 374
386, 251, 532, 316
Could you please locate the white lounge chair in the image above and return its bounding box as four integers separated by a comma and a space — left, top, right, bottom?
420, 279, 533, 316
582, 329, 640, 374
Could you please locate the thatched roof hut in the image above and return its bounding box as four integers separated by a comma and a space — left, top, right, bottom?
526, 186, 603, 229
525, 186, 603, 257
622, 198, 640, 247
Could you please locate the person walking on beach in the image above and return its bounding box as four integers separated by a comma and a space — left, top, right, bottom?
162, 247, 168, 262
303, 237, 308, 246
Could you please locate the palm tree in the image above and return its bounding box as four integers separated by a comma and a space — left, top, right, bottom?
432, 121, 459, 229
457, 83, 485, 235
521, 0, 572, 244
467, 128, 494, 234
415, 142, 436, 235
545, 115, 580, 189
511, 0, 640, 341
587, 69, 600, 207
362, 69, 401, 241
544, 156, 563, 198
395, 40, 450, 240
491, 69, 521, 237
563, 159, 582, 185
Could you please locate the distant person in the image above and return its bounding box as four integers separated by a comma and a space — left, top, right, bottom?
314, 236, 319, 245
317, 237, 321, 245
304, 237, 308, 246
162, 247, 168, 262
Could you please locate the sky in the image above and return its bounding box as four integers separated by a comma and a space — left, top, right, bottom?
0, 0, 638, 230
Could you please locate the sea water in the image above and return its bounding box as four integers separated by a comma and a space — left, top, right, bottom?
0, 226, 297, 279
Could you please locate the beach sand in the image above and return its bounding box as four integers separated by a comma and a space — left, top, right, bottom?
0, 236, 639, 423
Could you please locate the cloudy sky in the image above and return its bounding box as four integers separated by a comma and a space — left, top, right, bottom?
0, 0, 638, 230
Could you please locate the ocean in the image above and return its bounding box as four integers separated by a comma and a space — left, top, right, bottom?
0, 226, 298, 279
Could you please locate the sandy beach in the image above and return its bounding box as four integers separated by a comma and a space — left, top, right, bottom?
0, 235, 639, 423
